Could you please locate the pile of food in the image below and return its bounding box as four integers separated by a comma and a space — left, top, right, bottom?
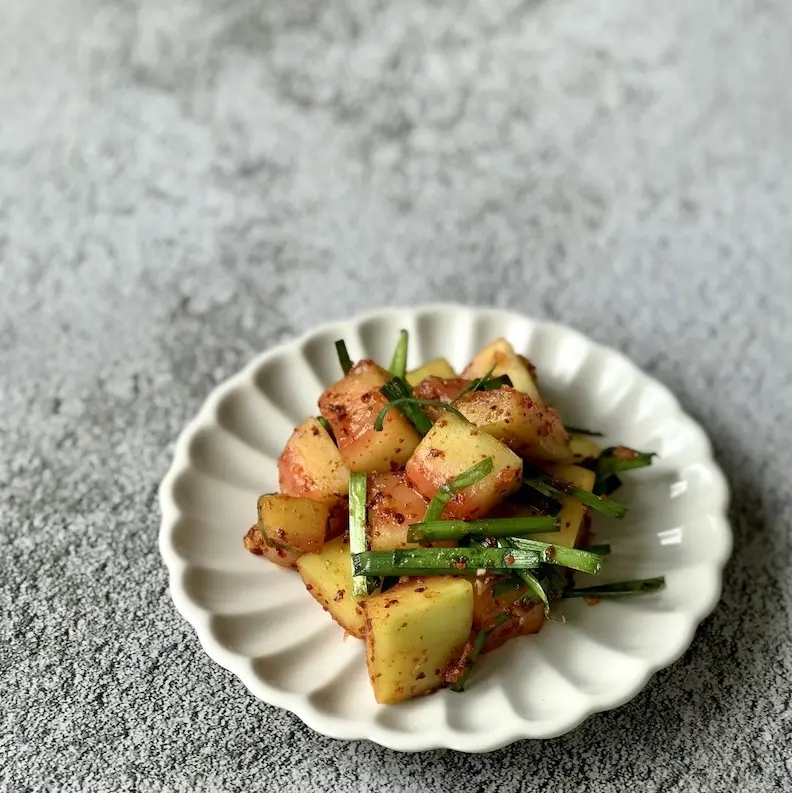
244, 334, 663, 704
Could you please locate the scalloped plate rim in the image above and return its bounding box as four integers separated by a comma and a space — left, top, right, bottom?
159, 303, 732, 752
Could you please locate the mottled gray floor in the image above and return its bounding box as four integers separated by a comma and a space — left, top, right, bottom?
2, 0, 791, 790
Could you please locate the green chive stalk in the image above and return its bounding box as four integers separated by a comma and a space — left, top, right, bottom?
423, 458, 494, 522
335, 339, 354, 375
594, 447, 656, 495
525, 475, 628, 519
407, 515, 558, 542
564, 426, 604, 437
351, 547, 542, 577
507, 536, 604, 575
563, 577, 666, 598
497, 538, 550, 613
451, 612, 510, 692
348, 471, 373, 597
378, 377, 434, 436
388, 330, 409, 380
374, 396, 467, 434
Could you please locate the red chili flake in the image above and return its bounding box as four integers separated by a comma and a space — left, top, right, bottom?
361, 392, 373, 403
334, 589, 345, 602
416, 672, 425, 680
428, 448, 444, 458
454, 558, 468, 570
504, 554, 515, 566
276, 528, 286, 539
545, 546, 556, 560
389, 460, 401, 472
394, 513, 405, 524
306, 584, 313, 591
311, 426, 320, 436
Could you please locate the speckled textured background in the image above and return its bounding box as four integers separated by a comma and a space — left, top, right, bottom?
2, 0, 791, 790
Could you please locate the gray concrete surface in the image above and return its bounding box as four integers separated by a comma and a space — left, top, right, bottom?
2, 0, 791, 790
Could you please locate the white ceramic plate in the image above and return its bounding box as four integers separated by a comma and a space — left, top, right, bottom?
159, 305, 731, 752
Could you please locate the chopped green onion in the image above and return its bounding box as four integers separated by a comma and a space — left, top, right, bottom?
564, 425, 604, 437
388, 330, 409, 380
379, 377, 434, 436
374, 396, 467, 433
563, 576, 666, 598
407, 515, 558, 542
335, 339, 354, 376
351, 546, 542, 577
583, 544, 611, 556
423, 458, 494, 522
348, 471, 375, 596
507, 536, 605, 575
451, 612, 510, 692
525, 475, 628, 519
